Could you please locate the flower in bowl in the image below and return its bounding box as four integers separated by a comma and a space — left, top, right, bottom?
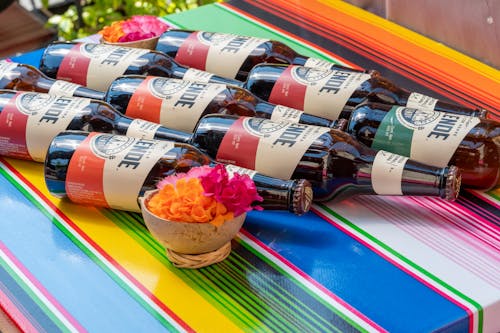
140, 165, 263, 268
99, 15, 169, 48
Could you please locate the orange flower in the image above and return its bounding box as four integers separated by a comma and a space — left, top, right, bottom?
99, 21, 126, 43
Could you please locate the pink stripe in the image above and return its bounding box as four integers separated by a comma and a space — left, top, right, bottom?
239, 228, 388, 333
458, 196, 500, 227
311, 206, 475, 333
0, 285, 38, 333
363, 197, 500, 288
1, 159, 195, 333
0, 242, 86, 332
418, 197, 500, 252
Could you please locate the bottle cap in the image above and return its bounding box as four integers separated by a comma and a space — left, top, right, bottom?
477, 108, 489, 118
331, 118, 348, 131
292, 179, 313, 215
443, 165, 461, 201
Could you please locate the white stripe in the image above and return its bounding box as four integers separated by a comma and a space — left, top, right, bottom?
0, 161, 188, 333
237, 232, 385, 332
0, 249, 81, 332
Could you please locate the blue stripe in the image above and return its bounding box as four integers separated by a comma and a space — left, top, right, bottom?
0, 169, 173, 332
244, 210, 470, 333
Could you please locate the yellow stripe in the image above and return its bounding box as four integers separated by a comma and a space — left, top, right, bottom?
7, 158, 243, 333
318, 0, 500, 82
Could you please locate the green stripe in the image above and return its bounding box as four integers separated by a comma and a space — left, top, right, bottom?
102, 210, 265, 331
317, 203, 484, 333
235, 238, 367, 332
486, 190, 500, 202
0, 166, 181, 333
225, 252, 342, 333
0, 251, 69, 332
162, 4, 342, 63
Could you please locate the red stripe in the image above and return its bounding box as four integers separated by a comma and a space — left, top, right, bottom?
0, 279, 38, 333
311, 206, 475, 333
239, 229, 388, 332
175, 31, 210, 71
0, 241, 86, 332
125, 76, 163, 122
1, 158, 195, 333
56, 44, 90, 86
216, 117, 260, 169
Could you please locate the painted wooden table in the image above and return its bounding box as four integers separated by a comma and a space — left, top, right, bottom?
1, 1, 499, 332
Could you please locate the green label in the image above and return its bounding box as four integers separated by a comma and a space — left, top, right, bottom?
372, 106, 413, 156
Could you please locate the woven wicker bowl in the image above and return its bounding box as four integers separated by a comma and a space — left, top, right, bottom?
140, 190, 246, 255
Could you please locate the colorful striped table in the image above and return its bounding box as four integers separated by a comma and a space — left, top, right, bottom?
2, 1, 499, 332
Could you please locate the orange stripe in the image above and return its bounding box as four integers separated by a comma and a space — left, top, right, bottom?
256, 0, 500, 111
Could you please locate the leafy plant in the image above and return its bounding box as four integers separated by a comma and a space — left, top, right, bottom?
43, 0, 219, 40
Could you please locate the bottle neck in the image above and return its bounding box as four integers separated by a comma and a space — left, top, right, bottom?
37, 77, 106, 100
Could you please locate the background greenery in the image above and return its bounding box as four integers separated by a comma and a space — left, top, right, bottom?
42, 0, 220, 40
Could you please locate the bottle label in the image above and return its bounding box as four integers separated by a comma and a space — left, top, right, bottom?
225, 164, 256, 179
126, 119, 161, 139
126, 76, 226, 132
303, 57, 336, 70
57, 43, 149, 91
269, 66, 370, 120
175, 31, 268, 79
0, 92, 90, 161
371, 151, 408, 195
182, 68, 214, 83
0, 60, 18, 79
65, 133, 175, 212
406, 92, 438, 110
48, 80, 82, 97
269, 105, 304, 123
372, 106, 480, 167
216, 117, 329, 179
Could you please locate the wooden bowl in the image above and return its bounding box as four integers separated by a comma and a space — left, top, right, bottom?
100, 35, 160, 49
140, 190, 246, 254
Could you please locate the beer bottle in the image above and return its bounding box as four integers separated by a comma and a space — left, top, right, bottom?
38, 42, 242, 92
346, 103, 500, 190
44, 131, 313, 215
138, 114, 461, 202
243, 64, 488, 119
104, 75, 338, 132
155, 29, 357, 81
0, 60, 105, 99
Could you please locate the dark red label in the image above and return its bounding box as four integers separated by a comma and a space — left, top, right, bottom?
175, 32, 210, 71
0, 92, 31, 159
268, 66, 307, 110
216, 117, 260, 170
57, 44, 91, 86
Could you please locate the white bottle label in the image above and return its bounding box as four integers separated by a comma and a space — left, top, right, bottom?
0, 92, 90, 161
126, 119, 161, 139
216, 117, 329, 179
371, 151, 408, 195
225, 164, 257, 179
48, 80, 82, 97
176, 31, 269, 79
269, 66, 371, 120
57, 43, 149, 91
373, 106, 480, 167
406, 92, 438, 110
182, 68, 214, 83
270, 105, 304, 123
303, 57, 336, 70
0, 60, 18, 79
66, 133, 175, 212
126, 77, 226, 132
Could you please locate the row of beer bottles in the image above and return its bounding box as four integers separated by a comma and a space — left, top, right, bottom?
30, 40, 487, 118
1, 67, 498, 190
0, 89, 460, 207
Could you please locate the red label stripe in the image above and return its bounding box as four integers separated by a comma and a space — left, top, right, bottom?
57, 44, 90, 86
268, 66, 307, 110
175, 32, 210, 71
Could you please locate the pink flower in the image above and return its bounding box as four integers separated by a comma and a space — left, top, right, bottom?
122, 16, 169, 37
219, 174, 263, 216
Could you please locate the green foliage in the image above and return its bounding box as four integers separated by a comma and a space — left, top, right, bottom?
45, 0, 219, 40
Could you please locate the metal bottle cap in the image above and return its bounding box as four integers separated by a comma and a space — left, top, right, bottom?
443, 165, 461, 201
292, 179, 313, 215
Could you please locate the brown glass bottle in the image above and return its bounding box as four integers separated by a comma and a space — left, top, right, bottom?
0, 60, 105, 99
39, 42, 242, 93
155, 29, 359, 82
148, 114, 461, 202
346, 102, 500, 190
243, 64, 488, 120
104, 75, 338, 132
44, 131, 312, 215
